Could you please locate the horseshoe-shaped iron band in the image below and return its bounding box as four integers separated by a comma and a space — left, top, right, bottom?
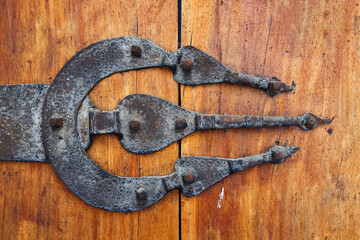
0, 37, 329, 212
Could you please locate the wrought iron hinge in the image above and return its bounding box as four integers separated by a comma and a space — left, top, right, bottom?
0, 37, 331, 212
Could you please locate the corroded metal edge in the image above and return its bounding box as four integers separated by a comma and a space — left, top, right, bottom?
173, 46, 293, 96
0, 83, 93, 162
0, 84, 49, 162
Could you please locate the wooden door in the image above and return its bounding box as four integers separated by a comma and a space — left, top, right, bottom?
0, 0, 359, 239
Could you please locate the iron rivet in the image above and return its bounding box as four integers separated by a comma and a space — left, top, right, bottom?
305, 118, 316, 129
129, 119, 141, 131
183, 171, 195, 183
175, 118, 188, 130
268, 81, 282, 92
181, 58, 194, 71
49, 117, 63, 128
136, 187, 147, 200
131, 45, 141, 57
271, 151, 284, 163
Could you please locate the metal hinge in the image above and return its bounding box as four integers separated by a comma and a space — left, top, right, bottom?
0, 37, 331, 212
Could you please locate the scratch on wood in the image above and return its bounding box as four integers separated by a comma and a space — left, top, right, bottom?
263, 8, 273, 75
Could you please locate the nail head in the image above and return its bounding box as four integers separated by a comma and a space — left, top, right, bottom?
183, 171, 195, 183
305, 118, 316, 129
136, 187, 147, 200
181, 58, 194, 71
129, 119, 141, 131
175, 118, 188, 130
49, 117, 63, 128
269, 81, 282, 92
271, 151, 284, 163
131, 45, 142, 57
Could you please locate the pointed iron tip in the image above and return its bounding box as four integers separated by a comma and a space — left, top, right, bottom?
280, 82, 294, 92
266, 78, 294, 97
299, 113, 332, 130
289, 146, 300, 154
319, 117, 333, 124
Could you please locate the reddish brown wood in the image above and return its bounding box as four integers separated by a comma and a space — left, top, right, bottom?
1, 0, 360, 239
0, 0, 178, 239
181, 0, 360, 239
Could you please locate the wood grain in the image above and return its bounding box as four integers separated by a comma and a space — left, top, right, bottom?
181, 0, 360, 239
0, 0, 178, 239
1, 0, 360, 239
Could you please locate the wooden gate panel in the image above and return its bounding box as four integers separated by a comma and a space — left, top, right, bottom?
181, 0, 360, 239
0, 0, 178, 239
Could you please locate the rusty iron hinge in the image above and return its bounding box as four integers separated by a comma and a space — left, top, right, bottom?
0, 37, 331, 212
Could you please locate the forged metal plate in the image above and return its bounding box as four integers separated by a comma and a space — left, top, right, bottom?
0, 84, 49, 162
0, 83, 93, 162
119, 94, 196, 154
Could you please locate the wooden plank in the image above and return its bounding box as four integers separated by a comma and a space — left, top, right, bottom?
181, 0, 360, 239
0, 0, 178, 239
136, 0, 179, 239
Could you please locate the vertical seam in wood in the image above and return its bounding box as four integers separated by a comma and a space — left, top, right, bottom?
177, 0, 182, 239
136, 6, 140, 240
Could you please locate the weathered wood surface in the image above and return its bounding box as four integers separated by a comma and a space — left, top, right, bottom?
181, 0, 360, 239
0, 0, 360, 239
0, 0, 178, 239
